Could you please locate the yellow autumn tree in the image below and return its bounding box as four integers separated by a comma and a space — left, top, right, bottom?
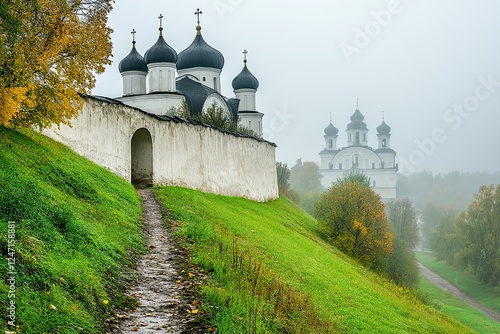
0, 0, 112, 128
315, 172, 393, 270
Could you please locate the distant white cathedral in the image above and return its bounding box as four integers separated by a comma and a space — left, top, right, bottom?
116, 11, 263, 136
319, 102, 397, 200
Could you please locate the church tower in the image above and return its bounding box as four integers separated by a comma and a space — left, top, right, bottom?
346, 100, 369, 146
144, 14, 178, 93
118, 30, 148, 96
177, 9, 224, 92
323, 115, 339, 150
232, 50, 263, 137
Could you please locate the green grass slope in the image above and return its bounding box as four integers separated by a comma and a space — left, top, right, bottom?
156, 186, 473, 333
0, 127, 144, 333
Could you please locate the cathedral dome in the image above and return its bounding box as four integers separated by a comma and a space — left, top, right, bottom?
232, 65, 259, 90
119, 44, 148, 73
177, 26, 224, 70
347, 108, 367, 130
144, 34, 178, 64
377, 121, 391, 135
324, 123, 339, 136
350, 109, 365, 122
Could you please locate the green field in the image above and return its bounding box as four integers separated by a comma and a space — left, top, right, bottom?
417, 252, 500, 333
156, 186, 472, 333
0, 127, 145, 333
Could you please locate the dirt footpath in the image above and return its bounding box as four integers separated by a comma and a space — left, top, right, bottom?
418, 262, 500, 323
110, 188, 186, 333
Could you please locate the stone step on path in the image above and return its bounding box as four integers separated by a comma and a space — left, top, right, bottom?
112, 188, 185, 333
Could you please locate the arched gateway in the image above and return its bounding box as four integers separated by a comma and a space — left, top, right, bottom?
131, 128, 153, 186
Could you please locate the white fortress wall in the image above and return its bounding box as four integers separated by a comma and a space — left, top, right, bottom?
43, 96, 278, 202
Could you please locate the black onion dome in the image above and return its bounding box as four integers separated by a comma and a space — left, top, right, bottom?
232, 66, 259, 90
324, 123, 339, 136
177, 26, 224, 70
377, 121, 391, 135
119, 46, 148, 73
144, 35, 178, 64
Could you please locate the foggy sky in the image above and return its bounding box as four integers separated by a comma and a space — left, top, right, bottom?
92, 0, 500, 174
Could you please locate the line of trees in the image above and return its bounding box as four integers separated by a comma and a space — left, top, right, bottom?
429, 185, 500, 288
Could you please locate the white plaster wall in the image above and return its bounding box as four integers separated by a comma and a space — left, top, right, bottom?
117, 93, 185, 116
148, 63, 176, 93
121, 71, 147, 96
43, 97, 278, 202
239, 112, 264, 137
234, 89, 257, 111
320, 168, 397, 200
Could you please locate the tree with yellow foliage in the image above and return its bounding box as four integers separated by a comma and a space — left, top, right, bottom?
0, 0, 113, 128
315, 172, 393, 270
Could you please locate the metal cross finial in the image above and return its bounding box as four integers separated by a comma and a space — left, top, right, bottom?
382, 110, 385, 121
356, 98, 359, 109
195, 8, 202, 24
243, 49, 248, 64
330, 112, 332, 123
158, 14, 164, 28
131, 29, 136, 44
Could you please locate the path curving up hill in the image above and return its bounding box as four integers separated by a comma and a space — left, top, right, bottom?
113, 189, 185, 333
418, 262, 500, 323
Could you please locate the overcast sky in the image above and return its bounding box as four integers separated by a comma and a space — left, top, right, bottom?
93, 0, 500, 174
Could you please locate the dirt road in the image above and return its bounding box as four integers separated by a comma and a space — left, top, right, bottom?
418, 262, 500, 323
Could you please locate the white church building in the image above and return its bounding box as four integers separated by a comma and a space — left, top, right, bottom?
319, 104, 397, 200
116, 12, 263, 136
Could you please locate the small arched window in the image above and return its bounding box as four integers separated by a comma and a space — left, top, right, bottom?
382, 139, 387, 148
328, 139, 333, 148
363, 133, 366, 142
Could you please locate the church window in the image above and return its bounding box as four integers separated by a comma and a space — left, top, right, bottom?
363, 133, 366, 142
213, 77, 217, 90
355, 132, 360, 145
249, 121, 251, 128
348, 133, 352, 142
381, 162, 385, 168
328, 139, 333, 148
372, 163, 375, 169
354, 156, 359, 166
203, 77, 206, 81
339, 163, 342, 169
382, 139, 387, 148
372, 180, 376, 187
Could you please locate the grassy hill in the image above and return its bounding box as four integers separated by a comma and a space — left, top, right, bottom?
156, 186, 474, 333
0, 127, 145, 333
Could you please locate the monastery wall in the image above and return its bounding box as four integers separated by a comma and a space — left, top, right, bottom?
43, 96, 279, 202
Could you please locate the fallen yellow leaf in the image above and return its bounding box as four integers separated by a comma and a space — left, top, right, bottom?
103, 300, 109, 305
191, 309, 199, 314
